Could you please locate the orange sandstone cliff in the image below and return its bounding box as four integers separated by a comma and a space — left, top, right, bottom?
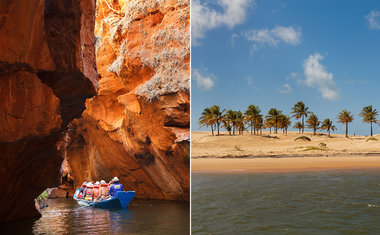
0, 0, 97, 223
62, 0, 190, 201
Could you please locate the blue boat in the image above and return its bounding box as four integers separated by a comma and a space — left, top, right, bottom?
73, 188, 135, 209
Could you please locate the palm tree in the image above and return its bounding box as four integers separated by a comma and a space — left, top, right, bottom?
293, 121, 303, 133
199, 107, 215, 135
337, 110, 354, 138
321, 118, 337, 137
209, 105, 225, 136
360, 105, 378, 136
255, 114, 264, 135
222, 110, 236, 135
266, 108, 282, 134
223, 110, 238, 135
244, 105, 261, 135
221, 115, 232, 135
264, 118, 275, 134
291, 101, 311, 133
235, 111, 245, 135
279, 114, 291, 134
306, 113, 320, 135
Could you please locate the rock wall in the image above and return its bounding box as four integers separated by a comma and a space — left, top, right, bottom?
63, 0, 190, 201
0, 0, 97, 223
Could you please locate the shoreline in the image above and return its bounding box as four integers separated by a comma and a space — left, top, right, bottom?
192, 152, 380, 159
191, 156, 380, 173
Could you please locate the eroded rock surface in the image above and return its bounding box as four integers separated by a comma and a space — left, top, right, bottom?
0, 0, 96, 223
63, 0, 190, 201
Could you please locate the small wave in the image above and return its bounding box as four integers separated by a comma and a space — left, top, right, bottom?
367, 204, 379, 208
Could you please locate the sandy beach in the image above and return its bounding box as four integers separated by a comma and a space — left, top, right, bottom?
191, 131, 380, 172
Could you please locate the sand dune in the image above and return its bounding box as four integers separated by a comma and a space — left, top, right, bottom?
191, 131, 380, 171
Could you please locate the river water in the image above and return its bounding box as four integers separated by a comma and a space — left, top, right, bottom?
1, 198, 189, 234
192, 169, 380, 234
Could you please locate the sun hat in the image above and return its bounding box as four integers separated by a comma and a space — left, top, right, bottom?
113, 176, 119, 182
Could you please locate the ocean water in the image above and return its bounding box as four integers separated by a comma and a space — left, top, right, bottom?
1, 198, 189, 234
192, 169, 380, 234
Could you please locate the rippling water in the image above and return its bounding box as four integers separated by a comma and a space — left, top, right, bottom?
1, 198, 189, 234
192, 169, 380, 234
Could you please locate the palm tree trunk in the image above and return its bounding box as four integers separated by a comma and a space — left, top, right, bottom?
217, 121, 220, 136
251, 121, 253, 135
328, 129, 330, 137
345, 122, 348, 138
371, 122, 373, 136
211, 125, 214, 136
302, 116, 304, 133
275, 121, 278, 134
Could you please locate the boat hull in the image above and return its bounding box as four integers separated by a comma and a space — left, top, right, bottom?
74, 188, 135, 209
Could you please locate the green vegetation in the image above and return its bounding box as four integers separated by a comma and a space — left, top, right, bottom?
321, 118, 337, 137
244, 105, 261, 135
266, 108, 283, 134
360, 105, 378, 136
293, 121, 303, 133
291, 101, 311, 133
294, 136, 311, 141
36, 190, 48, 203
306, 114, 320, 136
233, 145, 243, 151
199, 103, 379, 137
319, 142, 327, 148
303, 146, 326, 151
366, 137, 378, 142
337, 110, 354, 138
199, 105, 225, 136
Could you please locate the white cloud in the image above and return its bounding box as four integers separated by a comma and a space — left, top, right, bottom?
246, 76, 258, 89
249, 44, 258, 57
286, 72, 303, 85
244, 28, 277, 45
277, 83, 292, 94
303, 53, 340, 100
243, 26, 301, 46
231, 33, 240, 46
365, 10, 380, 30
193, 68, 215, 90
287, 72, 298, 80
191, 0, 254, 45
272, 26, 302, 45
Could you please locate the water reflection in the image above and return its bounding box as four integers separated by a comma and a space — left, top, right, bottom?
1, 198, 189, 235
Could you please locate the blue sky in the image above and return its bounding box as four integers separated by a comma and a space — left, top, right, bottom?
191, 0, 380, 136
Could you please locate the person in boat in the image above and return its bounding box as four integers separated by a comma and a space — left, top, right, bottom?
78, 182, 87, 199
84, 182, 94, 201
108, 179, 114, 187
92, 181, 101, 201
109, 177, 123, 198
96, 180, 110, 201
